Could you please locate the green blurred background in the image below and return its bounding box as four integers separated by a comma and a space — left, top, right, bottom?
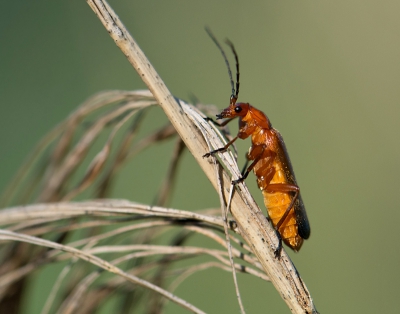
1, 1, 400, 313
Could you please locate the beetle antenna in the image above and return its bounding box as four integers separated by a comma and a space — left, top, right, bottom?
205, 27, 237, 104
225, 39, 240, 103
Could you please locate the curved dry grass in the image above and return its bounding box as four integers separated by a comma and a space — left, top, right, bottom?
0, 91, 269, 314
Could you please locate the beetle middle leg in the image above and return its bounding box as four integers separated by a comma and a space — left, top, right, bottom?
232, 145, 270, 184
232, 154, 262, 184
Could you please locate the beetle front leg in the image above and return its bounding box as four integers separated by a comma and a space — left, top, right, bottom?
202, 136, 238, 158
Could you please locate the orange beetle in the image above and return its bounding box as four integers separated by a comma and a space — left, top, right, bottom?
203, 29, 310, 257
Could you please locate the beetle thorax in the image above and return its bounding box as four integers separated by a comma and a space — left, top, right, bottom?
251, 127, 273, 147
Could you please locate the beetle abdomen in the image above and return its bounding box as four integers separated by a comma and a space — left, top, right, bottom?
263, 193, 303, 251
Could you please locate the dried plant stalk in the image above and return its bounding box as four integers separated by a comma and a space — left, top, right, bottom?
86, 0, 317, 313
0, 229, 206, 314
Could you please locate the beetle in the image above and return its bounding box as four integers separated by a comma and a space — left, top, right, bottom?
203, 29, 310, 257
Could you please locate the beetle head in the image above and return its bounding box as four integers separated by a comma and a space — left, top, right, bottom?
216, 102, 250, 120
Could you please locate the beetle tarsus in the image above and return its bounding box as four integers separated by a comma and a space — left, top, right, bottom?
274, 237, 283, 259
203, 147, 225, 158
232, 177, 245, 185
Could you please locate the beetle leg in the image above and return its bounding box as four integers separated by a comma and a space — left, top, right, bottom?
232, 146, 266, 184
240, 154, 250, 176
274, 232, 284, 259
202, 136, 238, 158
232, 155, 261, 184
204, 117, 234, 127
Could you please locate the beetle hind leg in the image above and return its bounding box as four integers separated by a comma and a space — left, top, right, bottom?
273, 231, 283, 259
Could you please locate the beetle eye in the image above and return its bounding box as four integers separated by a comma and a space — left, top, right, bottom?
234, 106, 242, 113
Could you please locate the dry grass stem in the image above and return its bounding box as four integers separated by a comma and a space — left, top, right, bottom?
0, 200, 263, 312
0, 229, 206, 314
215, 159, 246, 313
